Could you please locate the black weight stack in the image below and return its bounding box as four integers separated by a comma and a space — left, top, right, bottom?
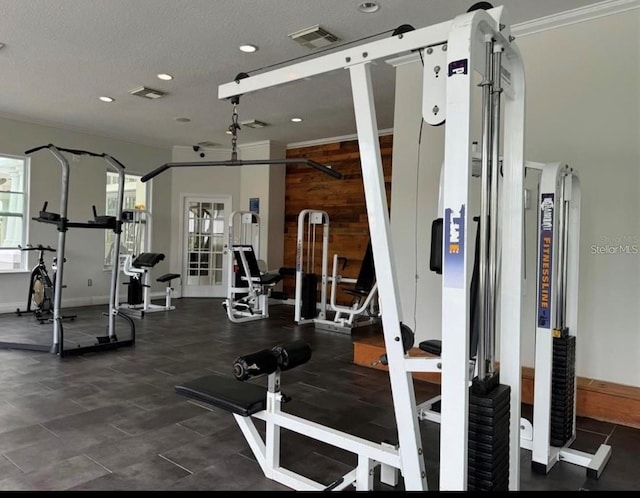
468, 373, 511, 491
301, 273, 318, 319
550, 332, 576, 447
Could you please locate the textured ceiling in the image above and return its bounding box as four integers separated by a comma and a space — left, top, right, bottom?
0, 0, 605, 150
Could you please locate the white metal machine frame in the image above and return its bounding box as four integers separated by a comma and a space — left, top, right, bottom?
117, 209, 177, 315
293, 209, 330, 324
519, 162, 612, 477
293, 209, 379, 334
416, 159, 612, 480
218, 6, 525, 491
223, 210, 281, 323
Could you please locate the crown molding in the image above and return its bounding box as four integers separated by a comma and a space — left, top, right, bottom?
386, 0, 640, 68
512, 0, 639, 37
287, 129, 394, 150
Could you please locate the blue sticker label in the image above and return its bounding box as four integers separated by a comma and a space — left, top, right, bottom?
448, 59, 468, 76
249, 197, 260, 214
537, 194, 554, 328
444, 205, 465, 289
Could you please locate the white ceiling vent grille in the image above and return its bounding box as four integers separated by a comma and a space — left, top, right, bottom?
240, 119, 268, 129
288, 25, 340, 50
129, 86, 167, 99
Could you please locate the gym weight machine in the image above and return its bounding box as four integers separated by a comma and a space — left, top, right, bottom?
416, 156, 613, 482
519, 161, 612, 478
290, 209, 380, 334
117, 209, 180, 318
165, 4, 525, 491
223, 210, 284, 323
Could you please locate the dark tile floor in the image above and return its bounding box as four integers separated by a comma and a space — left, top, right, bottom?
0, 298, 636, 491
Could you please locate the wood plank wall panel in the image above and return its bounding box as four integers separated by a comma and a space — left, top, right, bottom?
283, 136, 393, 304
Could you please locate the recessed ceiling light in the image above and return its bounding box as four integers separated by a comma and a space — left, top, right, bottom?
99, 96, 114, 103
239, 44, 258, 53
175, 117, 191, 123
157, 73, 174, 81
358, 2, 380, 13
291, 117, 303, 123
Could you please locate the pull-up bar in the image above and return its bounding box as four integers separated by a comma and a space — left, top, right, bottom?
140, 158, 342, 183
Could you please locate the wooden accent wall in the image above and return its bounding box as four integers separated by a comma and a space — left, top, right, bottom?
283, 135, 393, 304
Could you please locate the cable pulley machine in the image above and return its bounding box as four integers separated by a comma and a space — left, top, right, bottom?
164, 4, 526, 491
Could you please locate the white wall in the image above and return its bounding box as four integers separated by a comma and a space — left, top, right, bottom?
0, 116, 171, 313
169, 142, 287, 294
390, 10, 639, 386
238, 141, 287, 270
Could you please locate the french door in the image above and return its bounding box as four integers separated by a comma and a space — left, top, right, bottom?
181, 195, 231, 298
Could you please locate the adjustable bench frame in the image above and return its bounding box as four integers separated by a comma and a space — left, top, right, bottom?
176, 343, 403, 491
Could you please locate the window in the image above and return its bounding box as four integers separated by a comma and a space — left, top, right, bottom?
103, 172, 148, 269
0, 154, 28, 271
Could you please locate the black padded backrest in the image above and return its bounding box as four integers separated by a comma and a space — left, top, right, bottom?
233, 245, 262, 278
429, 218, 443, 275
419, 216, 480, 360
354, 240, 375, 293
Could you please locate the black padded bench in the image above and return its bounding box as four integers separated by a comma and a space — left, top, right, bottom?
419, 339, 443, 356
132, 252, 165, 268
175, 374, 267, 417
157, 272, 180, 284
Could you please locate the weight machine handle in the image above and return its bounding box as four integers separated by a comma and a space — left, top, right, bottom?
25, 144, 105, 158
18, 244, 56, 252
141, 158, 341, 183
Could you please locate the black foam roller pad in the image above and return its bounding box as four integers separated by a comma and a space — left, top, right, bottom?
272, 340, 312, 371
233, 349, 279, 381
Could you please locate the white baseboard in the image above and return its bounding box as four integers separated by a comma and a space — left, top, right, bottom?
0, 291, 171, 315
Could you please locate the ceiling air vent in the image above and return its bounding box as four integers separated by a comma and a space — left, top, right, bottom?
240, 119, 268, 129
129, 86, 167, 99
288, 24, 340, 50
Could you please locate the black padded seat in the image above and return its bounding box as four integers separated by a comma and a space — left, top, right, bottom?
419, 339, 442, 356
175, 374, 267, 417
259, 272, 282, 286
157, 272, 180, 283
278, 267, 296, 277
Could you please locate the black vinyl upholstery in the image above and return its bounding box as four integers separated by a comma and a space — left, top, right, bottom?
419, 217, 481, 359
132, 252, 165, 268
234, 245, 282, 286
175, 374, 267, 417
342, 240, 375, 297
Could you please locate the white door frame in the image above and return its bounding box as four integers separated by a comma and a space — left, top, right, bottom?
179, 193, 232, 298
